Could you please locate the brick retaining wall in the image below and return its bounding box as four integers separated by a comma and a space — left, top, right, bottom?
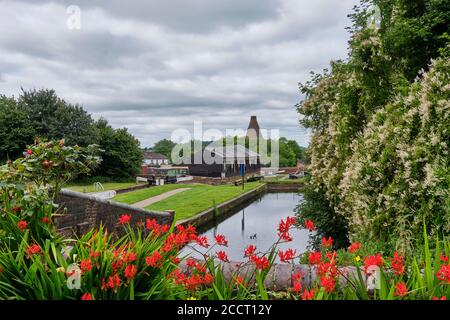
54, 189, 174, 238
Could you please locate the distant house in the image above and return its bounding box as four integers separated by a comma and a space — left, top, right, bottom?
143, 152, 169, 166
187, 145, 261, 178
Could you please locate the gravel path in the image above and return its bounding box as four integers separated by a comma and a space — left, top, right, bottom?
131, 188, 191, 208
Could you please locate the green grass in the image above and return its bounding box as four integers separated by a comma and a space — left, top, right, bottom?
65, 181, 144, 193
111, 184, 189, 204
146, 182, 263, 221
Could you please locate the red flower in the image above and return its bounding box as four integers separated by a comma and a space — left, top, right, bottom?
317, 262, 337, 278
124, 264, 137, 281
203, 273, 214, 285
391, 251, 405, 276
12, 206, 21, 213
308, 252, 322, 265
325, 251, 337, 262
292, 281, 302, 293
244, 245, 256, 258
251, 255, 270, 270
107, 274, 121, 290
124, 252, 136, 263
41, 217, 51, 224
171, 256, 180, 265
292, 272, 303, 283
320, 276, 335, 293
80, 259, 93, 273
186, 258, 197, 268
437, 264, 450, 284
279, 248, 296, 263
364, 253, 383, 274
216, 251, 229, 262
26, 243, 41, 257
278, 217, 296, 233
301, 289, 315, 300
348, 242, 361, 253
394, 282, 407, 297
440, 254, 449, 263
146, 251, 163, 268
17, 220, 28, 231
304, 219, 315, 231
432, 296, 447, 300
26, 149, 33, 155
214, 234, 228, 246
90, 250, 101, 259
279, 231, 293, 242
321, 236, 333, 248
81, 293, 93, 300
235, 276, 244, 286
194, 235, 209, 248
118, 214, 131, 225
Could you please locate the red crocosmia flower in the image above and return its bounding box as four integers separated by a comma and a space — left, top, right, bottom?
90, 250, 101, 259
124, 264, 137, 281
203, 273, 214, 285
364, 253, 383, 274
124, 252, 136, 263
279, 248, 296, 263
41, 217, 51, 224
107, 274, 121, 290
278, 217, 296, 233
279, 232, 293, 242
291, 272, 303, 283
321, 236, 333, 248
26, 243, 41, 257
17, 220, 28, 231
251, 255, 270, 270
118, 214, 131, 225
26, 149, 33, 155
146, 251, 163, 268
394, 282, 408, 297
317, 262, 337, 278
391, 251, 405, 276
304, 220, 315, 231
215, 234, 228, 246
320, 276, 335, 293
440, 254, 449, 263
244, 245, 256, 258
217, 251, 229, 262
235, 276, 244, 286
81, 293, 93, 300
308, 252, 322, 265
171, 256, 180, 265
348, 242, 361, 253
325, 251, 337, 262
432, 296, 447, 300
195, 235, 209, 248
12, 206, 20, 213
80, 259, 93, 273
292, 281, 302, 293
301, 289, 315, 300
436, 264, 450, 284
186, 258, 197, 268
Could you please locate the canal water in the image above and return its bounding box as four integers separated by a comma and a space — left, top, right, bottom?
181, 192, 312, 262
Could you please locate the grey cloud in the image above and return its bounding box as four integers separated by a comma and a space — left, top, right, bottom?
0, 0, 360, 147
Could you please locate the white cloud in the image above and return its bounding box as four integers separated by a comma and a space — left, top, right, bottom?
0, 0, 359, 147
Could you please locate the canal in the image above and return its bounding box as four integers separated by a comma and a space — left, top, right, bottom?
181, 192, 312, 262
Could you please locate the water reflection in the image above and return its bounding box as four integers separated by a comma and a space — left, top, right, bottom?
181, 192, 311, 262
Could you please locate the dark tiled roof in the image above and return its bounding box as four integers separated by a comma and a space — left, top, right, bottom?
144, 152, 167, 160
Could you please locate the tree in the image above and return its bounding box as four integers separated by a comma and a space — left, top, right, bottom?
93, 119, 144, 179
152, 139, 176, 160
18, 88, 98, 147
0, 96, 35, 162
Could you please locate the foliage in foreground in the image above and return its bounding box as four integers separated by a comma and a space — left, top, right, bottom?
296, 0, 450, 251
0, 141, 449, 300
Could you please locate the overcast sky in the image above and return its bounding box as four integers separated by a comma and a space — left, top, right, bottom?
0, 0, 359, 147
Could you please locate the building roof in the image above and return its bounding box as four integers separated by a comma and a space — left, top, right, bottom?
144, 152, 168, 160
204, 145, 259, 160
